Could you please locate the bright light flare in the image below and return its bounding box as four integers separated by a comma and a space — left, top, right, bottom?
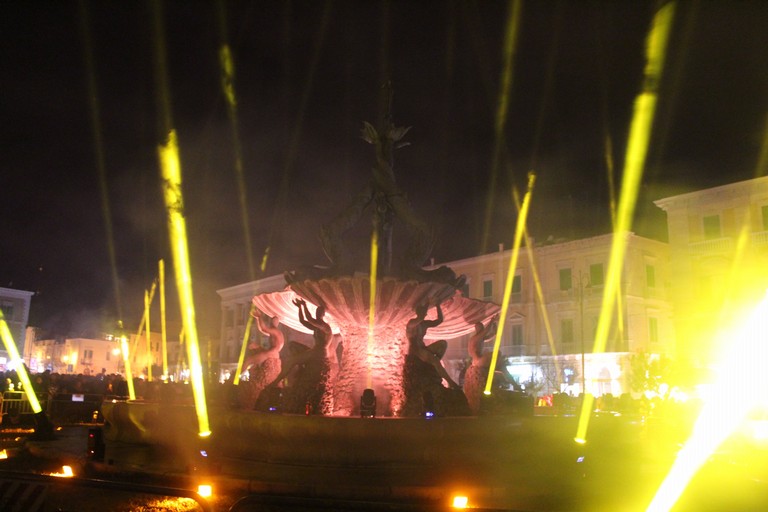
646, 291, 768, 511
50, 465, 74, 478
576, 2, 675, 443
159, 130, 211, 437
0, 449, 7, 459
197, 484, 213, 498
451, 495, 469, 508
484, 173, 535, 394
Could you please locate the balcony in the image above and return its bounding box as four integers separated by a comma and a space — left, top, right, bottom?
752, 230, 768, 246
688, 237, 733, 255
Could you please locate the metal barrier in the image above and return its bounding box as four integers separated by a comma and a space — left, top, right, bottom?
1, 392, 108, 425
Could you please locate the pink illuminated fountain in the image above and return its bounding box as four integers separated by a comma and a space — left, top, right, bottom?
251, 89, 499, 417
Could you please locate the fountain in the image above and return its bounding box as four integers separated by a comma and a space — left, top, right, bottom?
248, 91, 499, 417
100, 97, 567, 507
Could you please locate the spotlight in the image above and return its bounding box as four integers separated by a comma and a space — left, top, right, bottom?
360, 388, 376, 418
423, 391, 435, 419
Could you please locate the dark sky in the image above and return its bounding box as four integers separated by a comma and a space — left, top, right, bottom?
2, 0, 767, 338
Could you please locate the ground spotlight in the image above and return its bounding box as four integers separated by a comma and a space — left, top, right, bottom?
360, 388, 376, 418
423, 391, 435, 419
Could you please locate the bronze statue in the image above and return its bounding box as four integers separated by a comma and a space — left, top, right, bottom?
405, 302, 460, 390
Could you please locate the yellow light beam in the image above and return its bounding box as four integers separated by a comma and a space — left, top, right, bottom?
233, 304, 256, 386
145, 289, 152, 382
604, 134, 626, 345
218, 39, 257, 282
647, 291, 768, 511
78, 0, 124, 326
368, 228, 379, 389
0, 310, 42, 413
480, 0, 522, 254
261, 2, 332, 272
484, 172, 535, 394
159, 130, 211, 436
576, 2, 676, 444
514, 188, 560, 382
120, 334, 134, 399
125, 281, 157, 400
159, 259, 168, 377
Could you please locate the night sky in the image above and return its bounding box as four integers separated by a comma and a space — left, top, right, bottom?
2, 1, 767, 338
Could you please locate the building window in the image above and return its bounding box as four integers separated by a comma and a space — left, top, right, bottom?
561, 319, 574, 344
512, 275, 522, 294
0, 302, 13, 320
511, 324, 523, 346
646, 264, 656, 288
589, 263, 604, 287
483, 279, 493, 299
703, 214, 721, 239
649, 317, 659, 343
559, 268, 572, 291
762, 205, 768, 230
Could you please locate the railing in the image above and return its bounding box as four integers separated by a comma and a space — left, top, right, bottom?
752, 230, 768, 246
688, 237, 732, 255
1, 391, 107, 425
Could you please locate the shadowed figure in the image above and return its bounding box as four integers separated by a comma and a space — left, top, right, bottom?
244, 311, 285, 370
405, 302, 460, 390
237, 310, 284, 410
268, 298, 336, 414
463, 317, 498, 414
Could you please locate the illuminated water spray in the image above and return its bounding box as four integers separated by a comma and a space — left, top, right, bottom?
485, 172, 535, 395
576, 2, 675, 444
646, 291, 768, 511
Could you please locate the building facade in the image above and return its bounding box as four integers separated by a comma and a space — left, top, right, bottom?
655, 176, 768, 365
0, 286, 35, 369
27, 330, 182, 379
438, 232, 674, 397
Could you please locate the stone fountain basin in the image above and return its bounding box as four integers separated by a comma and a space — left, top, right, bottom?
100, 401, 594, 509
100, 400, 573, 469
253, 277, 499, 340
